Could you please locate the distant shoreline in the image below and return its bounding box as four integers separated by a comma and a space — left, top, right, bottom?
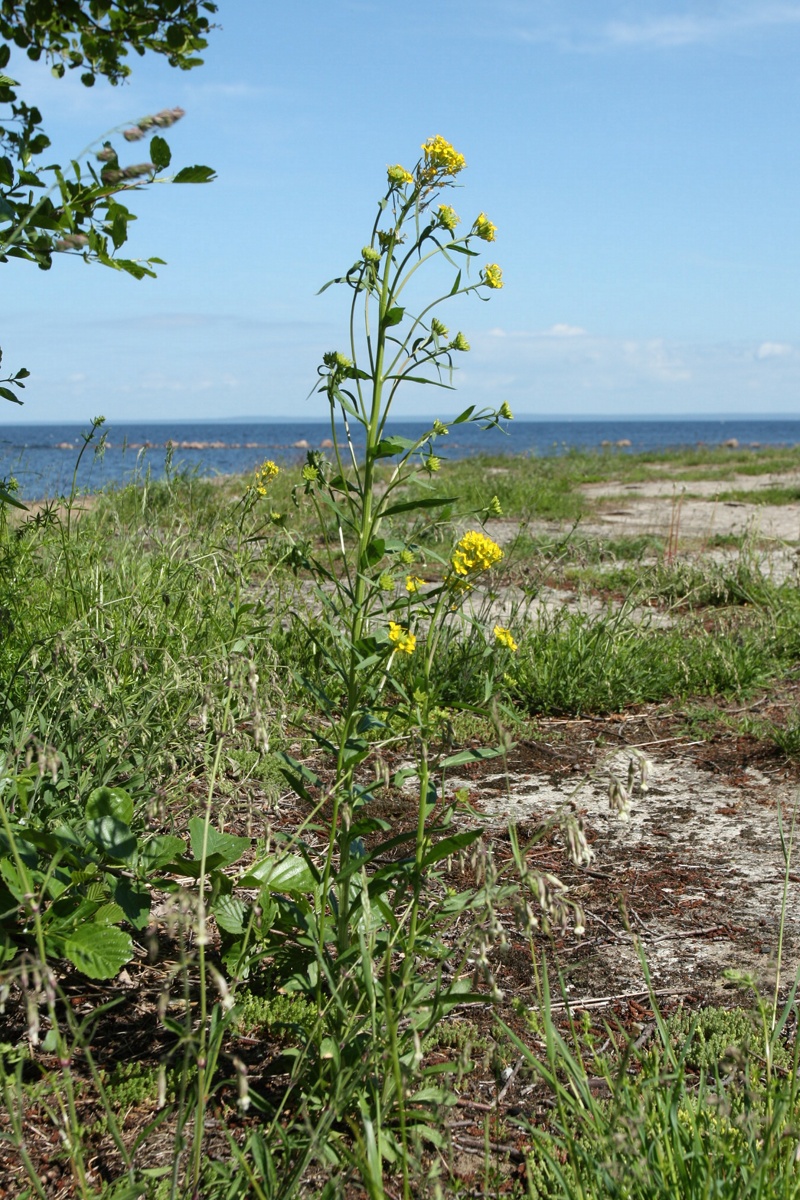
1, 414, 799, 427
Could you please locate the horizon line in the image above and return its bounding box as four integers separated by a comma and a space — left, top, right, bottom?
2, 412, 800, 426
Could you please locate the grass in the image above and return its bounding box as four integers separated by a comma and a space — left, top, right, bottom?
2, 440, 800, 1197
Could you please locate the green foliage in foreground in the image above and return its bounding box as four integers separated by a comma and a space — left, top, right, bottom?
512, 976, 800, 1200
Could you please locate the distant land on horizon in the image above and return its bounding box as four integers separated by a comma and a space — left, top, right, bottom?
1, 413, 799, 426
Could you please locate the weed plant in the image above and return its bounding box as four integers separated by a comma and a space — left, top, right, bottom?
1, 141, 800, 1198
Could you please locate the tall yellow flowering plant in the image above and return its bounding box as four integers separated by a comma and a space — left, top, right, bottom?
290, 133, 512, 900
274, 137, 515, 1178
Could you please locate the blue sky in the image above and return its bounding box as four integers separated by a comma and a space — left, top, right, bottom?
4, 0, 800, 423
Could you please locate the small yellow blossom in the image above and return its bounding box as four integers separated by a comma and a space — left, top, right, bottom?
362, 245, 381, 263
426, 455, 441, 472
387, 164, 414, 185
474, 212, 497, 242
301, 464, 319, 483
406, 575, 425, 593
388, 621, 416, 654
254, 460, 279, 496
450, 530, 503, 577
378, 572, 395, 591
430, 318, 449, 339
499, 401, 513, 420
449, 332, 470, 352
487, 495, 503, 517
437, 204, 460, 232
493, 625, 518, 653
399, 549, 415, 565
420, 135, 466, 177
483, 263, 503, 289
432, 419, 449, 435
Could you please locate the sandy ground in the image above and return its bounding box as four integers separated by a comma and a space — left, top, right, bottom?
470, 751, 799, 1000
579, 471, 800, 542
449, 472, 800, 1003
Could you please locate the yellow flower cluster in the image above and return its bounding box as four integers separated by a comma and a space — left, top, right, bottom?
483, 263, 503, 289
387, 164, 414, 185
420, 135, 466, 177
493, 625, 518, 652
450, 530, 503, 577
254, 460, 279, 497
406, 575, 425, 593
437, 204, 460, 232
474, 212, 497, 242
388, 621, 416, 654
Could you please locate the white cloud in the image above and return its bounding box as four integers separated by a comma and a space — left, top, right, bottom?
543, 323, 588, 337
460, 327, 800, 415
756, 341, 793, 359
498, 1, 800, 52
606, 5, 800, 48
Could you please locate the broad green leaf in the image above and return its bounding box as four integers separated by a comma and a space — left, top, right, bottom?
86, 786, 134, 827
137, 835, 186, 873
188, 819, 250, 869
240, 853, 317, 893
452, 405, 475, 424
0, 858, 27, 901
363, 538, 385, 568
356, 711, 386, 733
383, 306, 404, 327
172, 165, 216, 183
373, 436, 417, 459
93, 902, 125, 925
149, 139, 171, 172
213, 894, 248, 936
86, 815, 137, 863
110, 876, 150, 930
63, 924, 133, 980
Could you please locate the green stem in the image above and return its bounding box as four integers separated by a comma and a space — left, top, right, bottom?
190, 677, 234, 1193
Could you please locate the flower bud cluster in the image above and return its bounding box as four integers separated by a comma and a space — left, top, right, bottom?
123, 107, 185, 142
101, 162, 156, 184
56, 233, 89, 252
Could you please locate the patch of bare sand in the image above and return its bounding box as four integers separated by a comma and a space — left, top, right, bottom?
579, 472, 800, 542
458, 752, 799, 1000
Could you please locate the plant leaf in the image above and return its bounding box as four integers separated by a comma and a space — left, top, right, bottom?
63, 924, 133, 979
85, 786, 134, 826
172, 165, 216, 183
240, 853, 317, 893
137, 835, 186, 873
86, 816, 137, 863
213, 894, 248, 936
149, 135, 171, 170
440, 747, 503, 769
382, 496, 456, 517
188, 819, 250, 870
373, 436, 417, 459
421, 829, 482, 868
